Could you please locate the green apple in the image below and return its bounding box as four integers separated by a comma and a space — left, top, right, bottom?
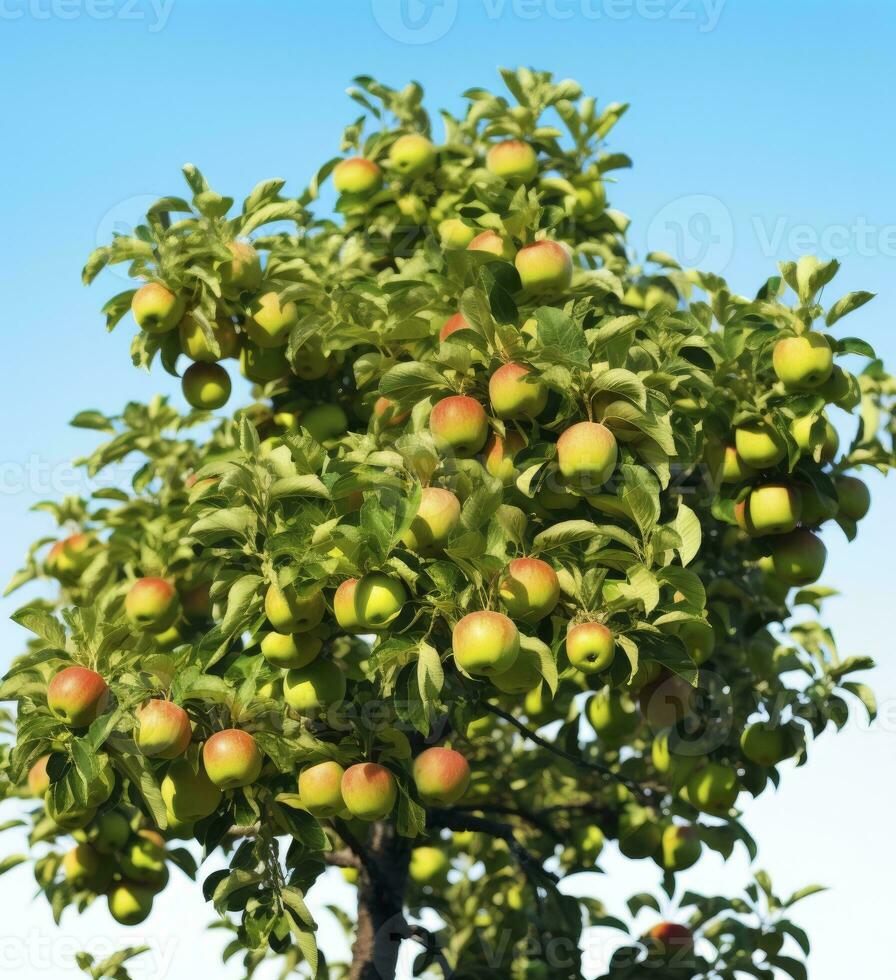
514, 240, 573, 293
402, 486, 461, 554
438, 218, 476, 249
131, 282, 184, 334
835, 475, 870, 521
740, 723, 788, 766
687, 762, 740, 815
770, 529, 826, 585
298, 760, 346, 817
566, 621, 615, 674
617, 809, 663, 859
45, 533, 94, 580
220, 241, 263, 296
47, 666, 109, 727
429, 395, 489, 457
556, 421, 618, 489
819, 365, 856, 407
180, 313, 239, 362
715, 445, 756, 485
639, 673, 694, 730
453, 610, 520, 677
661, 824, 701, 872
245, 291, 298, 348
182, 361, 231, 410
63, 843, 104, 888
735, 421, 786, 469
125, 576, 180, 633
795, 481, 838, 527
491, 644, 543, 694
341, 762, 398, 820
203, 729, 263, 789
160, 758, 222, 820
483, 430, 527, 484
240, 342, 289, 382
467, 230, 516, 260
772, 332, 833, 390
410, 846, 449, 883
388, 134, 437, 176
333, 157, 383, 195
120, 837, 168, 890
136, 699, 192, 759
651, 730, 705, 783
293, 343, 331, 379
108, 882, 155, 926
489, 362, 548, 419
790, 414, 839, 462
412, 747, 471, 805
498, 557, 560, 622
283, 660, 346, 713
265, 584, 326, 633
301, 403, 348, 443
742, 483, 803, 535
333, 578, 364, 634
46, 795, 96, 831
586, 689, 639, 741
87, 811, 131, 854
679, 620, 715, 665
354, 572, 408, 629
261, 629, 324, 669
486, 140, 538, 182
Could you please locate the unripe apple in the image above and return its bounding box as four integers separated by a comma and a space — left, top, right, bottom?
341, 867, 359, 885
716, 445, 755, 485
556, 421, 618, 489
646, 922, 694, 958
388, 134, 437, 176
301, 403, 349, 443
661, 824, 701, 872
574, 824, 606, 860
131, 282, 184, 334
438, 218, 476, 249
265, 584, 326, 633
794, 481, 838, 527
203, 729, 263, 790
245, 291, 299, 348
334, 578, 365, 634
439, 312, 472, 342
486, 140, 538, 182
740, 723, 787, 766
735, 421, 786, 469
293, 343, 331, 380
261, 629, 324, 669
298, 760, 346, 817
429, 395, 489, 458
819, 364, 856, 406
179, 313, 239, 362
47, 666, 109, 727
618, 810, 663, 859
587, 689, 639, 741
28, 755, 51, 796
354, 572, 408, 629
492, 643, 544, 693
639, 673, 694, 730
46, 533, 93, 579
333, 157, 383, 195
161, 757, 221, 820
835, 475, 870, 521
182, 361, 231, 410
46, 795, 96, 831
283, 660, 346, 713
566, 622, 615, 674
120, 837, 168, 890
498, 557, 560, 622
790, 414, 839, 461
126, 577, 179, 633
108, 882, 155, 926
412, 747, 471, 805
240, 342, 289, 383
771, 528, 827, 585
63, 842, 103, 887
467, 230, 515, 260
402, 487, 461, 554
687, 762, 740, 815
651, 731, 704, 783
484, 430, 527, 485
88, 810, 131, 854
453, 610, 520, 677
515, 240, 573, 294
489, 363, 548, 419
136, 699, 192, 759
679, 620, 715, 666
372, 396, 410, 427
220, 240, 263, 296
741, 483, 803, 535
341, 762, 398, 820
772, 332, 833, 390
410, 846, 449, 884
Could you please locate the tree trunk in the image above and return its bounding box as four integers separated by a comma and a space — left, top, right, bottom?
349, 822, 411, 980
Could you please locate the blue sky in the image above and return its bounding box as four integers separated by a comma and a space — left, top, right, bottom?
0, 2, 894, 977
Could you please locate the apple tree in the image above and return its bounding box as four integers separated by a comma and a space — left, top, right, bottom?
2, 68, 893, 980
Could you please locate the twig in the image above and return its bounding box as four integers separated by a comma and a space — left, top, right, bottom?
324, 848, 361, 869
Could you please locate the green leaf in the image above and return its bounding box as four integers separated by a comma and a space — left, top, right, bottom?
826, 290, 874, 326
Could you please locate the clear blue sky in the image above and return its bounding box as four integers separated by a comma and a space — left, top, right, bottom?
1, 2, 893, 978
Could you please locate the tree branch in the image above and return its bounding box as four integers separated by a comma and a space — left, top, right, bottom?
325, 847, 361, 869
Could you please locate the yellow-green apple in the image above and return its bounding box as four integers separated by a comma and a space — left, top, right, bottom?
679, 620, 715, 665
617, 809, 662, 859
283, 660, 346, 713
639, 672, 694, 730
341, 762, 398, 820
575, 824, 605, 860
489, 362, 548, 419
203, 729, 263, 790
484, 430, 527, 485
136, 700, 192, 759
412, 747, 471, 805
87, 811, 131, 854
794, 481, 838, 527
835, 475, 870, 521
301, 403, 348, 443
651, 731, 704, 783
790, 414, 839, 462
261, 629, 324, 669
586, 689, 639, 741
293, 343, 331, 379
179, 313, 239, 362
491, 644, 543, 694
429, 395, 489, 458
773, 332, 833, 389
46, 533, 93, 579
686, 762, 740, 815
770, 528, 826, 585
740, 723, 787, 766
125, 577, 179, 633
334, 578, 364, 633
715, 445, 756, 485
160, 808, 195, 841
556, 421, 618, 489
438, 218, 476, 249
108, 882, 155, 926
735, 421, 786, 469
486, 140, 538, 182
452, 610, 520, 677
160, 758, 222, 820
131, 282, 184, 334
388, 134, 437, 176
298, 760, 346, 817
245, 291, 298, 348
515, 240, 573, 294
354, 572, 408, 629
182, 361, 231, 410
265, 584, 326, 633
646, 922, 694, 959
566, 621, 615, 674
439, 311, 472, 342
220, 240, 263, 296
240, 342, 289, 383
741, 483, 803, 535
47, 666, 109, 727
27, 755, 51, 796
63, 843, 103, 887
333, 157, 383, 195
45, 796, 96, 831
120, 836, 168, 890
661, 824, 701, 872
372, 396, 410, 427
402, 487, 461, 554
410, 846, 449, 883
467, 230, 515, 260
341, 867, 359, 885
498, 557, 560, 622
819, 365, 855, 406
